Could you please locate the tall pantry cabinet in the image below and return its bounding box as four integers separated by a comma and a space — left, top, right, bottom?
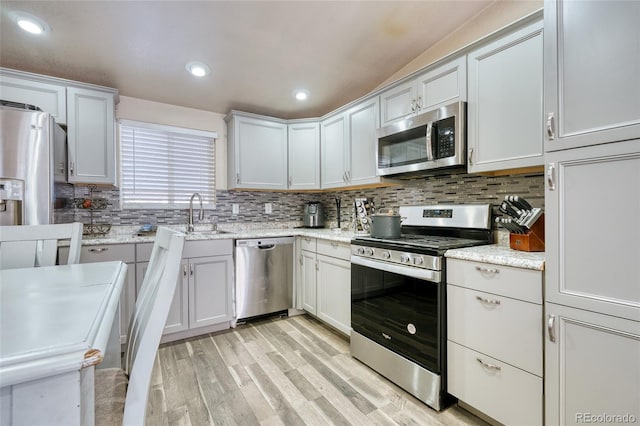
543, 1, 640, 425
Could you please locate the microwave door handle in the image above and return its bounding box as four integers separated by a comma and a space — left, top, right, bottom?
425, 121, 435, 161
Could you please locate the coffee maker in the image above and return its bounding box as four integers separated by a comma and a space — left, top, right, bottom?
303, 202, 324, 228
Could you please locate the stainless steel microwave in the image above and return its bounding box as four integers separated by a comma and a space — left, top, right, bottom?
376, 101, 466, 178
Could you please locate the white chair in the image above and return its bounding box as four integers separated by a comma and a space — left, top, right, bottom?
95, 226, 185, 426
0, 222, 83, 269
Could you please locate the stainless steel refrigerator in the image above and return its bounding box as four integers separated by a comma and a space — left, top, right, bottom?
0, 102, 66, 225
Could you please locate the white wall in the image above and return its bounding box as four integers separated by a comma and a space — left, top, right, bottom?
116, 96, 228, 189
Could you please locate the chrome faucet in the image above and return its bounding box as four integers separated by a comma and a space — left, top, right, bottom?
188, 193, 204, 232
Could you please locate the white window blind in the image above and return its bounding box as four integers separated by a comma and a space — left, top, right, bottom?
120, 120, 217, 209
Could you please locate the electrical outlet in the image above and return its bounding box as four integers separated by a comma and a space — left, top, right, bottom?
232, 204, 239, 215
265, 203, 272, 214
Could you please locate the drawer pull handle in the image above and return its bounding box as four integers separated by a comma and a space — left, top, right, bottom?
476, 357, 501, 371
475, 266, 499, 274
476, 295, 501, 305
183, 264, 188, 278
89, 248, 108, 253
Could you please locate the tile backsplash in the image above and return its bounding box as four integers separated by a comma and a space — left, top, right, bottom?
55, 170, 544, 231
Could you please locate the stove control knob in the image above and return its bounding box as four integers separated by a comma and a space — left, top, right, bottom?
365, 248, 374, 256
400, 254, 411, 264
357, 247, 365, 255
382, 251, 391, 259
413, 257, 424, 265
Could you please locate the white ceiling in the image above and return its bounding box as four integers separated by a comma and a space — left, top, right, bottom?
0, 1, 493, 119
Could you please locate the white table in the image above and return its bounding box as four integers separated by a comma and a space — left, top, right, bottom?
0, 261, 127, 426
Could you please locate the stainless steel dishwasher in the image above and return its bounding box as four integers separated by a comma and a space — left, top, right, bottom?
234, 237, 293, 323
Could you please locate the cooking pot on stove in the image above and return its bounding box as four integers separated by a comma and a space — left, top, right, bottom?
370, 208, 404, 238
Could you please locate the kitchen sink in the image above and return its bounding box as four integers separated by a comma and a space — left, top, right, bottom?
189, 229, 231, 236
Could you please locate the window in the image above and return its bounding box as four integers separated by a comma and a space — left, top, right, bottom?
119, 120, 217, 209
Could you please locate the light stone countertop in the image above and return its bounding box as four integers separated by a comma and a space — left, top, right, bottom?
71, 223, 358, 246
445, 244, 545, 271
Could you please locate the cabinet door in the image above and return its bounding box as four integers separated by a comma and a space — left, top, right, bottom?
0, 74, 67, 123
545, 140, 640, 322
321, 112, 348, 189
544, 0, 640, 152
232, 115, 288, 189
66, 86, 115, 184
316, 254, 351, 335
119, 264, 136, 345
347, 97, 381, 186
379, 79, 417, 127
288, 121, 320, 190
300, 250, 317, 315
545, 303, 640, 426
467, 20, 543, 173
189, 255, 233, 328
416, 56, 467, 111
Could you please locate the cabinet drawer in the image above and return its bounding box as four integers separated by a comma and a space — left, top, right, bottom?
137, 239, 232, 262
299, 236, 316, 251
447, 258, 542, 304
447, 284, 542, 375
317, 239, 350, 261
448, 341, 542, 426
59, 243, 135, 264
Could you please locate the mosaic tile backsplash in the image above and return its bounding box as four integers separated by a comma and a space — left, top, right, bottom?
54, 170, 544, 231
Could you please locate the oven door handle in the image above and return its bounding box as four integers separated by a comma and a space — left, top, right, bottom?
351, 256, 441, 282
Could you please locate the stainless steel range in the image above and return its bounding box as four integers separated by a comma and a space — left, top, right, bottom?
350, 204, 492, 410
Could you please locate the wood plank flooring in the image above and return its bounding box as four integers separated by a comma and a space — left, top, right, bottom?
146, 314, 488, 426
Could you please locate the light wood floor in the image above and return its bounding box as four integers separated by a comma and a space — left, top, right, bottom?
146, 314, 489, 426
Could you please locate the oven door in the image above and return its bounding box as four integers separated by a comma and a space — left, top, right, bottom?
351, 256, 444, 374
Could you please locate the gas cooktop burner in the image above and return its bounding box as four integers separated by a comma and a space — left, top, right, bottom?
354, 234, 487, 250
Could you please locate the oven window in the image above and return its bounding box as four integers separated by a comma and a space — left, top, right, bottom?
378, 126, 427, 168
351, 263, 442, 373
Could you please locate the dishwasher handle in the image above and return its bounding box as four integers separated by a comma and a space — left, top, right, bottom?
258, 244, 276, 250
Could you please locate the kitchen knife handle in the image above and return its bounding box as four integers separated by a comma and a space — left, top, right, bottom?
547, 163, 556, 191
546, 112, 555, 140
548, 314, 556, 342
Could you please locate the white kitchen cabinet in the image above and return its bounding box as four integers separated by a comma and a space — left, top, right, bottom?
320, 112, 349, 189
296, 237, 351, 335
545, 302, 640, 426
545, 139, 640, 322
379, 56, 466, 127
447, 257, 543, 425
467, 19, 544, 174
346, 96, 384, 187
226, 112, 288, 190
66, 86, 116, 185
58, 244, 136, 346
0, 71, 67, 124
544, 0, 640, 152
288, 121, 320, 190
136, 239, 233, 342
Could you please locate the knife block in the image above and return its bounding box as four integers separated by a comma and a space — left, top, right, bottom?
510, 213, 545, 252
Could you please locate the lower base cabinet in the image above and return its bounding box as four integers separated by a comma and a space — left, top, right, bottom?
545, 302, 640, 426
446, 258, 543, 425
136, 239, 233, 342
297, 237, 351, 335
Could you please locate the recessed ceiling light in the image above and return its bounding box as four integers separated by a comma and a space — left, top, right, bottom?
294, 90, 310, 101
185, 61, 210, 77
9, 11, 50, 35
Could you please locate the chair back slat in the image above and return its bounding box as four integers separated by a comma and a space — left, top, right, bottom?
122, 227, 184, 426
0, 223, 83, 269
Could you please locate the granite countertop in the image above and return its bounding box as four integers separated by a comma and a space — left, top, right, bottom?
72, 223, 357, 246
445, 244, 545, 271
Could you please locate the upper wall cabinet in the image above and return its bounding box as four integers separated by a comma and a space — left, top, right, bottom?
227, 112, 288, 190
544, 0, 640, 152
288, 121, 320, 190
320, 111, 348, 189
379, 57, 467, 127
66, 86, 116, 185
346, 96, 385, 187
0, 70, 67, 124
467, 19, 544, 174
